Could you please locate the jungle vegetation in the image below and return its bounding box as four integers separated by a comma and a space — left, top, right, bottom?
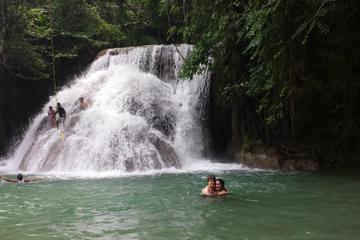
0, 0, 359, 168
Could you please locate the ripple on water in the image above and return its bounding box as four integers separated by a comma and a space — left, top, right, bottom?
0, 171, 359, 240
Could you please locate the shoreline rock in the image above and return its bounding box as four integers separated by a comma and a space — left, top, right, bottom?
236, 143, 320, 171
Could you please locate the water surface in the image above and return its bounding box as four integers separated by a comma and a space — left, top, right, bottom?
0, 171, 359, 240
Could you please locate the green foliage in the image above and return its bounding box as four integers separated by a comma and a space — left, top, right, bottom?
241, 0, 288, 127
2, 0, 360, 166
292, 0, 335, 44
122, 0, 173, 45
50, 0, 125, 61
4, 1, 48, 78
2, 0, 186, 81
27, 7, 50, 38
3, 0, 129, 79
169, 0, 360, 166
175, 1, 244, 77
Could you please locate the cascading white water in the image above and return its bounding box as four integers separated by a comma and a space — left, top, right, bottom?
3, 44, 211, 173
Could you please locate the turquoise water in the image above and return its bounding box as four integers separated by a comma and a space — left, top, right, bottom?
0, 171, 359, 240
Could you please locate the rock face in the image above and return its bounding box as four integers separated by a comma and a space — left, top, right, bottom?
5, 45, 204, 173
207, 72, 321, 171
97, 45, 189, 171
149, 133, 180, 168
237, 144, 319, 171
238, 145, 281, 170
115, 132, 180, 172
0, 40, 99, 157
126, 97, 176, 138
0, 65, 48, 155
0, 66, 9, 154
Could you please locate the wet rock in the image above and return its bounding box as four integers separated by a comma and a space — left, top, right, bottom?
238, 145, 281, 170
149, 133, 180, 168
149, 104, 176, 137
124, 158, 135, 171
138, 150, 162, 170
126, 97, 176, 137
36, 116, 50, 134
123, 150, 162, 172
281, 159, 319, 171
67, 114, 80, 129
238, 143, 319, 171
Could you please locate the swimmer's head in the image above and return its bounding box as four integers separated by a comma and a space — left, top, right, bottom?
215, 179, 225, 191
207, 175, 216, 188
17, 174, 23, 181
207, 175, 216, 182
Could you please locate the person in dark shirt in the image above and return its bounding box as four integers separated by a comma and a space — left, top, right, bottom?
55, 102, 66, 130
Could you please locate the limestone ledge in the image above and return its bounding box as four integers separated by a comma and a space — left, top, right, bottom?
235, 144, 319, 171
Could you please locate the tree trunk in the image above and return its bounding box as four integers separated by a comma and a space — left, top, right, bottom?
0, 0, 5, 64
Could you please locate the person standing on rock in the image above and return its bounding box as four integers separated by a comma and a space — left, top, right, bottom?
47, 106, 56, 128
55, 102, 66, 130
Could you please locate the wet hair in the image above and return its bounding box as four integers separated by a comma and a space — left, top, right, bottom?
207, 175, 216, 182
216, 179, 225, 189
17, 174, 23, 181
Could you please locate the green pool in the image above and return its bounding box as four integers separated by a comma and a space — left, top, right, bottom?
0, 170, 359, 240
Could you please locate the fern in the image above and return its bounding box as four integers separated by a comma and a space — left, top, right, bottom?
292, 0, 336, 44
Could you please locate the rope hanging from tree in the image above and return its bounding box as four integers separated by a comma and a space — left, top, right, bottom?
48, 1, 64, 140
48, 0, 58, 103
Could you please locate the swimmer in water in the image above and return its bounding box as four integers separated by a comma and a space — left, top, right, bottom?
78, 97, 89, 110
214, 178, 229, 196
201, 175, 216, 196
0, 174, 41, 183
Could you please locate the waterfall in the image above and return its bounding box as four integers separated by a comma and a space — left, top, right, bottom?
3, 44, 210, 173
